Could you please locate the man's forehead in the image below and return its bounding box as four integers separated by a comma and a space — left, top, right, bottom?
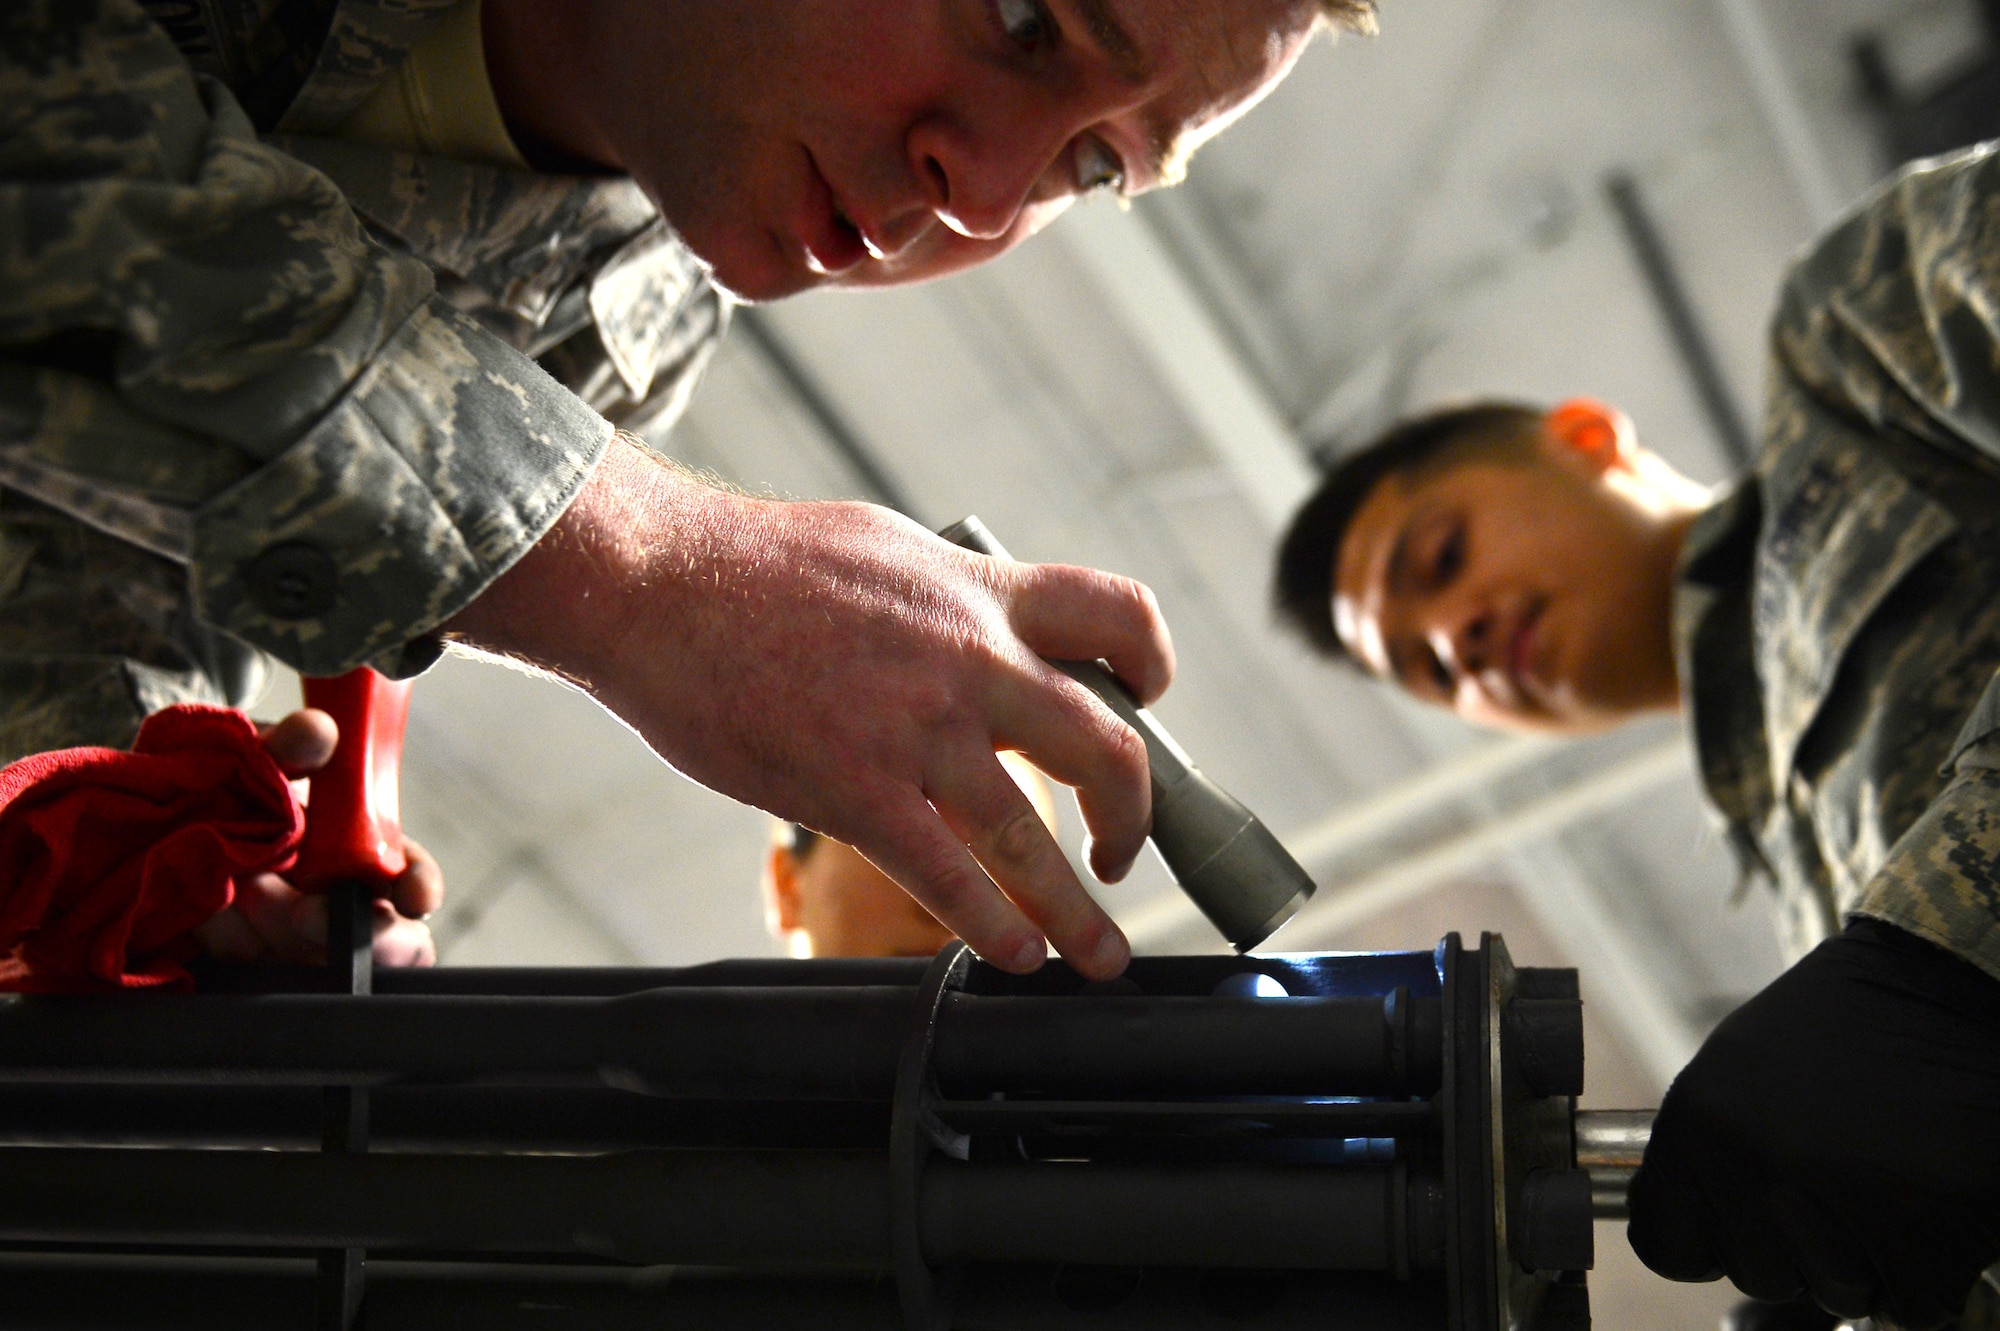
1332, 473, 1416, 677
1074, 0, 1151, 84
1126, 0, 1320, 186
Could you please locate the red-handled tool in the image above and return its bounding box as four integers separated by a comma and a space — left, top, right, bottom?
292, 666, 410, 1329
292, 668, 413, 895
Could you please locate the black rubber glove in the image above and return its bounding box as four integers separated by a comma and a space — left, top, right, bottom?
1627, 918, 2000, 1330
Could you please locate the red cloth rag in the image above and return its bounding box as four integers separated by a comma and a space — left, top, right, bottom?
0, 705, 304, 993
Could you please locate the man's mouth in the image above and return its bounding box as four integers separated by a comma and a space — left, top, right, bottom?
1506, 600, 1545, 700
799, 150, 869, 277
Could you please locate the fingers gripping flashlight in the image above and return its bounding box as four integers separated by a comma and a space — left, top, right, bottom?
941, 517, 1315, 952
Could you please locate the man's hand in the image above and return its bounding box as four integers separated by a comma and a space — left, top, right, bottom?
1627, 919, 2000, 1329
444, 436, 1174, 979
191, 709, 441, 967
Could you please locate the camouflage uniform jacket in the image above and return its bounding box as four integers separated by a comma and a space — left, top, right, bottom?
1675, 142, 2000, 985
0, 0, 726, 761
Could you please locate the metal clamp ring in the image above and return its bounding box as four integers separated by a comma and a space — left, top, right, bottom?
890, 943, 974, 1331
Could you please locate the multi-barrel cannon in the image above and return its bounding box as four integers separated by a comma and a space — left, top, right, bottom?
0, 925, 1642, 1331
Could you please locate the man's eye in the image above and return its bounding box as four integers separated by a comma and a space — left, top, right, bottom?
1433, 527, 1464, 584
1074, 136, 1126, 195
996, 0, 1051, 48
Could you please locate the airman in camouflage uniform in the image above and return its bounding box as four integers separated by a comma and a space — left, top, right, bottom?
1274, 142, 2000, 1330
1678, 140, 2000, 990
1673, 144, 2000, 1331
5, 0, 1372, 980
0, 0, 724, 761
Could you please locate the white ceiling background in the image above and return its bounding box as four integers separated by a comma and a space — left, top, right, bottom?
258, 2, 1988, 1322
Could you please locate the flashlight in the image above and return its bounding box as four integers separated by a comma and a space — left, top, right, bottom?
941, 516, 1315, 952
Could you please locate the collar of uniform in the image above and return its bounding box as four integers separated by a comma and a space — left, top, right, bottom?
269, 135, 710, 399
266, 0, 715, 398
1673, 479, 1772, 835
587, 222, 715, 400
276, 0, 465, 134
270, 136, 639, 319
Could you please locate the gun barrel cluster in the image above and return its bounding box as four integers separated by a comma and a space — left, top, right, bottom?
0, 935, 1608, 1330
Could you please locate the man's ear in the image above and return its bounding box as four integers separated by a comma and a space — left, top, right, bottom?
1543, 398, 1637, 473
763, 845, 805, 935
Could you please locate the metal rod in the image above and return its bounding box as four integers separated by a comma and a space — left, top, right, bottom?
1603, 171, 1756, 469
0, 1145, 1436, 1275
932, 1097, 1435, 1139
319, 881, 372, 1331
189, 956, 934, 997
1574, 1109, 1651, 1169
0, 1253, 910, 1331
325, 882, 372, 1001
921, 1162, 1443, 1271
1576, 1109, 1653, 1221
0, 990, 1438, 1101
934, 992, 1440, 1097
0, 1252, 1447, 1331
0, 1084, 892, 1152
382, 957, 932, 995
1588, 1168, 1636, 1222
0, 1086, 1447, 1153
0, 988, 917, 1099
0, 1147, 896, 1269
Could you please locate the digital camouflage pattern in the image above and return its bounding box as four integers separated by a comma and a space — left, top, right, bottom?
1676, 142, 2000, 990
0, 0, 723, 761
273, 132, 724, 431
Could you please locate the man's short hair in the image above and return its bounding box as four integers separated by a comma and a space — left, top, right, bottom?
1272, 401, 1544, 664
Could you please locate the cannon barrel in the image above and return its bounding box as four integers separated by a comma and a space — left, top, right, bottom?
0, 937, 1604, 1331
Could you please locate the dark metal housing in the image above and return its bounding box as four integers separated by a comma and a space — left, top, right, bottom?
0, 926, 1592, 1330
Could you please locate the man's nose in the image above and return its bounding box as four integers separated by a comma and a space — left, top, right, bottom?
907, 107, 1072, 242
1431, 606, 1496, 678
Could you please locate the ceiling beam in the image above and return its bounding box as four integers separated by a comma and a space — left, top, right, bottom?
1122, 733, 1686, 951
1056, 199, 1318, 531
1708, 0, 1844, 228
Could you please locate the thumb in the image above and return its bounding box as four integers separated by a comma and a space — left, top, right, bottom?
258, 708, 338, 778
1626, 1148, 1727, 1283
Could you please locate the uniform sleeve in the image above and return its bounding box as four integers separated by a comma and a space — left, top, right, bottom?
1773, 142, 2000, 478
0, 0, 612, 679
1851, 669, 2000, 984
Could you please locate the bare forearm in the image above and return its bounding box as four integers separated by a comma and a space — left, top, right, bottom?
439, 433, 1171, 979
441, 433, 715, 687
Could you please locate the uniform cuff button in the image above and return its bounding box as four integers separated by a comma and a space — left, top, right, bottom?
246, 543, 339, 619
